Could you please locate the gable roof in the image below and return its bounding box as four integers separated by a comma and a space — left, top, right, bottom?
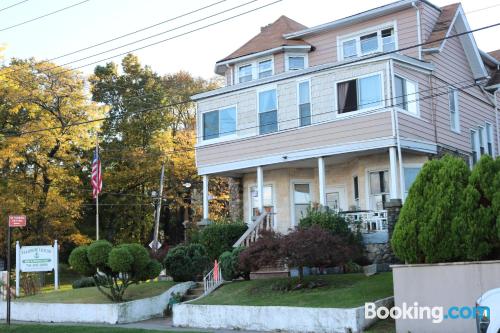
217, 15, 309, 63
424, 3, 460, 49
489, 50, 500, 61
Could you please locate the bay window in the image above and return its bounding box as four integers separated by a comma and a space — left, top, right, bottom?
395, 75, 418, 115
337, 73, 383, 114
202, 106, 237, 140
287, 55, 306, 71
259, 88, 278, 134
298, 80, 311, 126
340, 25, 396, 60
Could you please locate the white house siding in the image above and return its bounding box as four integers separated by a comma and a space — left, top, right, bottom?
196, 61, 392, 170
241, 151, 428, 232
425, 27, 496, 155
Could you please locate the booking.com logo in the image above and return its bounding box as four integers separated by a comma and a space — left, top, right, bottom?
365, 302, 491, 324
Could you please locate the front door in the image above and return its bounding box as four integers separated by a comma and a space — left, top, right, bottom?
326, 186, 347, 212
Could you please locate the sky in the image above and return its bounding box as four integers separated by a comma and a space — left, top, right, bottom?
1, 0, 499, 80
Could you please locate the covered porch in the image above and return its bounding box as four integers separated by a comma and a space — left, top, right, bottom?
201, 147, 428, 237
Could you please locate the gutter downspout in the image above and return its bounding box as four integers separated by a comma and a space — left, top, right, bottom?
389, 59, 406, 201
412, 1, 422, 60
495, 89, 500, 157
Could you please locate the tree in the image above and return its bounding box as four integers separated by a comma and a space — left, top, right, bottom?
391, 155, 471, 263
69, 240, 161, 302
163, 243, 210, 282
0, 58, 105, 258
280, 226, 359, 281
198, 223, 247, 261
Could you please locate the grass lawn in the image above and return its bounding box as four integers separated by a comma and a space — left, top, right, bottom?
17, 280, 176, 303
0, 324, 206, 333
365, 319, 396, 332
193, 272, 393, 308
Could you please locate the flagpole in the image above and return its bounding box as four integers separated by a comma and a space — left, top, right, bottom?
96, 135, 99, 241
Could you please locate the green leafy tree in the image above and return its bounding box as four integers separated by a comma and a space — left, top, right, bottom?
163, 243, 210, 282
219, 247, 249, 280
199, 223, 247, 260
392, 155, 470, 263
69, 240, 161, 302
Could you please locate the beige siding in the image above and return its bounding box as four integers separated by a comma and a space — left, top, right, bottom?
274, 52, 285, 74
419, 2, 440, 44
424, 27, 496, 154
305, 7, 419, 66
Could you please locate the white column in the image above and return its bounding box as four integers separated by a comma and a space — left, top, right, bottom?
54, 240, 59, 291
389, 147, 399, 199
202, 175, 209, 220
318, 157, 326, 207
257, 166, 264, 214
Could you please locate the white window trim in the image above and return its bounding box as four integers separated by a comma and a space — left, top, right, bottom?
285, 52, 309, 71
337, 20, 398, 61
478, 125, 486, 156
290, 179, 313, 227
296, 78, 312, 127
365, 168, 390, 211
200, 104, 238, 143
402, 163, 424, 199
394, 74, 420, 118
449, 87, 460, 133
248, 182, 277, 228
236, 62, 254, 84
470, 128, 480, 166
486, 121, 495, 157
236, 57, 275, 83
256, 84, 279, 135
334, 71, 386, 119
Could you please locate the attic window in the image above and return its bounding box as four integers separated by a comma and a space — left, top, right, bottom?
238, 64, 253, 83
340, 24, 396, 60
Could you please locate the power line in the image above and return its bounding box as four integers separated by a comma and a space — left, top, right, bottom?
0, 0, 90, 32
0, 0, 29, 13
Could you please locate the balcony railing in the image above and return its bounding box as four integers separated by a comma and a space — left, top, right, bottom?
341, 210, 388, 233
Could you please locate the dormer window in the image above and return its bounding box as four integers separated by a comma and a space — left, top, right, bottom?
258, 59, 273, 78
238, 64, 253, 83
339, 24, 396, 60
285, 54, 308, 71
237, 58, 274, 83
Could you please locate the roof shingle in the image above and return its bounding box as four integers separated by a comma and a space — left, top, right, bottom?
424, 3, 460, 50
488, 49, 500, 61
217, 15, 309, 63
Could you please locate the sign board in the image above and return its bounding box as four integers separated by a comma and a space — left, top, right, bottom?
8, 215, 26, 228
149, 240, 162, 249
19, 245, 54, 272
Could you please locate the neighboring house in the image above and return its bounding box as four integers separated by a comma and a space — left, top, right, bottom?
192, 0, 500, 241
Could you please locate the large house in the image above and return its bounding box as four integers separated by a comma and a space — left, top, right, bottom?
192, 0, 500, 242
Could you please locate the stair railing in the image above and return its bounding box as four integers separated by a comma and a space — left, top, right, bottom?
203, 265, 223, 295
233, 211, 274, 248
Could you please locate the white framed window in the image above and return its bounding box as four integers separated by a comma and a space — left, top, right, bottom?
471, 129, 480, 165
297, 79, 311, 127
250, 184, 274, 221
395, 75, 418, 115
449, 88, 460, 132
339, 24, 396, 60
258, 88, 278, 135
368, 170, 389, 210
288, 55, 306, 71
478, 126, 486, 155
403, 166, 421, 197
486, 122, 494, 156
353, 175, 360, 209
292, 183, 311, 225
202, 106, 237, 140
238, 64, 253, 83
337, 73, 383, 115
258, 59, 273, 79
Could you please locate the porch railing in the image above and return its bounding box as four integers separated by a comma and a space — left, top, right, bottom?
203, 266, 223, 295
233, 211, 274, 248
341, 210, 388, 232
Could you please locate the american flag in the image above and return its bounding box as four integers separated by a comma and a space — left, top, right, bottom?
91, 145, 102, 198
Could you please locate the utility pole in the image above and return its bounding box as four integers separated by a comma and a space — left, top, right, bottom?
153, 163, 165, 253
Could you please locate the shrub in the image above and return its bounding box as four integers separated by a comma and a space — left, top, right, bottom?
72, 277, 96, 289
69, 241, 161, 302
238, 230, 282, 273
219, 246, 249, 281
391, 155, 471, 263
280, 225, 360, 281
199, 223, 247, 260
163, 243, 210, 282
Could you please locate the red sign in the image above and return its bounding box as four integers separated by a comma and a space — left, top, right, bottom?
9, 215, 26, 227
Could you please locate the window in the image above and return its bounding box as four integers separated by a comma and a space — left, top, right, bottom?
298, 80, 311, 126
342, 39, 357, 58
340, 25, 396, 60
404, 167, 421, 196
369, 170, 389, 210
353, 176, 360, 208
486, 123, 494, 156
293, 183, 311, 223
258, 89, 278, 134
258, 59, 272, 79
478, 126, 485, 155
395, 76, 418, 115
471, 129, 479, 165
449, 88, 460, 132
337, 74, 382, 114
288, 56, 306, 70
202, 106, 237, 140
238, 64, 253, 83
250, 185, 273, 220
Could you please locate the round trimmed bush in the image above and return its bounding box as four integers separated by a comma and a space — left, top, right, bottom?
68, 245, 94, 276
164, 243, 210, 282
87, 240, 113, 268
108, 247, 133, 273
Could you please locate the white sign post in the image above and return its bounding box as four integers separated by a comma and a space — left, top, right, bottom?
15, 240, 59, 296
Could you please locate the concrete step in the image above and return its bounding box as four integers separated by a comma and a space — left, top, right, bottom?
182, 293, 203, 302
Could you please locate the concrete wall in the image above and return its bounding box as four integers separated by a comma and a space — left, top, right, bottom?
173, 296, 394, 333
392, 260, 500, 333
0, 282, 194, 324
